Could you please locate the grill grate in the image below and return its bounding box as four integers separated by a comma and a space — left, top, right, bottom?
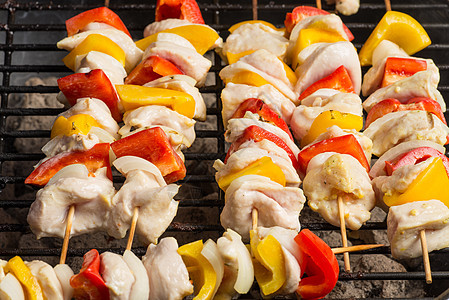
1, 0, 449, 298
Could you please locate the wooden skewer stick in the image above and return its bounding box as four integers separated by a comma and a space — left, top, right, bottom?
252, 208, 259, 231
126, 207, 140, 251
252, 0, 258, 20
104, 0, 110, 8
316, 0, 322, 10
384, 0, 392, 11
332, 244, 385, 254
420, 230, 432, 284
60, 205, 75, 265
337, 196, 351, 272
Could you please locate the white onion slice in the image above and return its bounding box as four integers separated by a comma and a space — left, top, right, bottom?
223, 229, 254, 294
0, 273, 25, 300
369, 140, 446, 178
89, 126, 117, 143
165, 184, 180, 199
54, 264, 74, 300
113, 156, 165, 186
47, 164, 89, 186
123, 250, 150, 300
201, 239, 224, 297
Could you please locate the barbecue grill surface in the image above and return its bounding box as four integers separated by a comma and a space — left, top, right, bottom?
1, 0, 449, 298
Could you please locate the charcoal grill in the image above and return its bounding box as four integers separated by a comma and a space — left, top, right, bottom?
1, 0, 449, 298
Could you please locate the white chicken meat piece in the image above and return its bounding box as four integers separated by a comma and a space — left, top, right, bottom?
144, 75, 206, 121
100, 252, 134, 300
142, 237, 194, 300
215, 229, 254, 299
221, 175, 306, 241
154, 32, 197, 49
362, 40, 439, 96
222, 23, 289, 61
255, 227, 301, 295
326, 0, 360, 15
59, 98, 120, 137
143, 41, 211, 86
40, 134, 100, 161
219, 61, 297, 102
363, 71, 446, 112
290, 90, 362, 141
27, 167, 115, 239
308, 125, 373, 164
80, 22, 116, 32
388, 200, 449, 259
144, 19, 192, 36
303, 153, 375, 230
239, 49, 294, 89
57, 28, 143, 72
364, 110, 449, 157
75, 51, 127, 85
118, 105, 196, 148
26, 261, 64, 300
225, 113, 300, 158
214, 146, 301, 187
294, 42, 361, 95
221, 83, 296, 128
0, 271, 25, 300
53, 264, 74, 300
372, 158, 433, 211
109, 157, 179, 244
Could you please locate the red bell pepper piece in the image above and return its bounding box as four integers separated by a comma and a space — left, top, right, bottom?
58, 69, 122, 122
225, 125, 300, 171
155, 0, 205, 24
297, 134, 370, 175
385, 146, 449, 177
70, 249, 110, 300
66, 7, 131, 38
230, 98, 293, 140
298, 65, 355, 102
111, 127, 186, 184
380, 57, 427, 88
294, 229, 339, 300
365, 97, 447, 128
25, 143, 112, 187
125, 55, 184, 85
284, 6, 354, 41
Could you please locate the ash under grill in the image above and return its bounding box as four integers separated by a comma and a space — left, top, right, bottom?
1, 0, 449, 298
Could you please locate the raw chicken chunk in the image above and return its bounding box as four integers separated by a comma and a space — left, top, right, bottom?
27, 167, 115, 239
327, 0, 360, 15
364, 110, 449, 157
76, 51, 127, 85
26, 260, 64, 300
303, 153, 375, 230
221, 175, 306, 241
100, 252, 134, 300
388, 200, 449, 259
363, 71, 446, 112
142, 237, 194, 300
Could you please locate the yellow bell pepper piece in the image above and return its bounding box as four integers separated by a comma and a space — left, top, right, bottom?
226, 50, 256, 65
5, 256, 43, 300
292, 28, 346, 70
228, 20, 285, 34
384, 157, 449, 208
178, 240, 217, 300
359, 11, 431, 66
50, 114, 101, 139
135, 25, 219, 55
62, 34, 126, 71
225, 71, 272, 87
250, 231, 286, 296
301, 110, 363, 147
116, 85, 196, 119
218, 156, 286, 191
